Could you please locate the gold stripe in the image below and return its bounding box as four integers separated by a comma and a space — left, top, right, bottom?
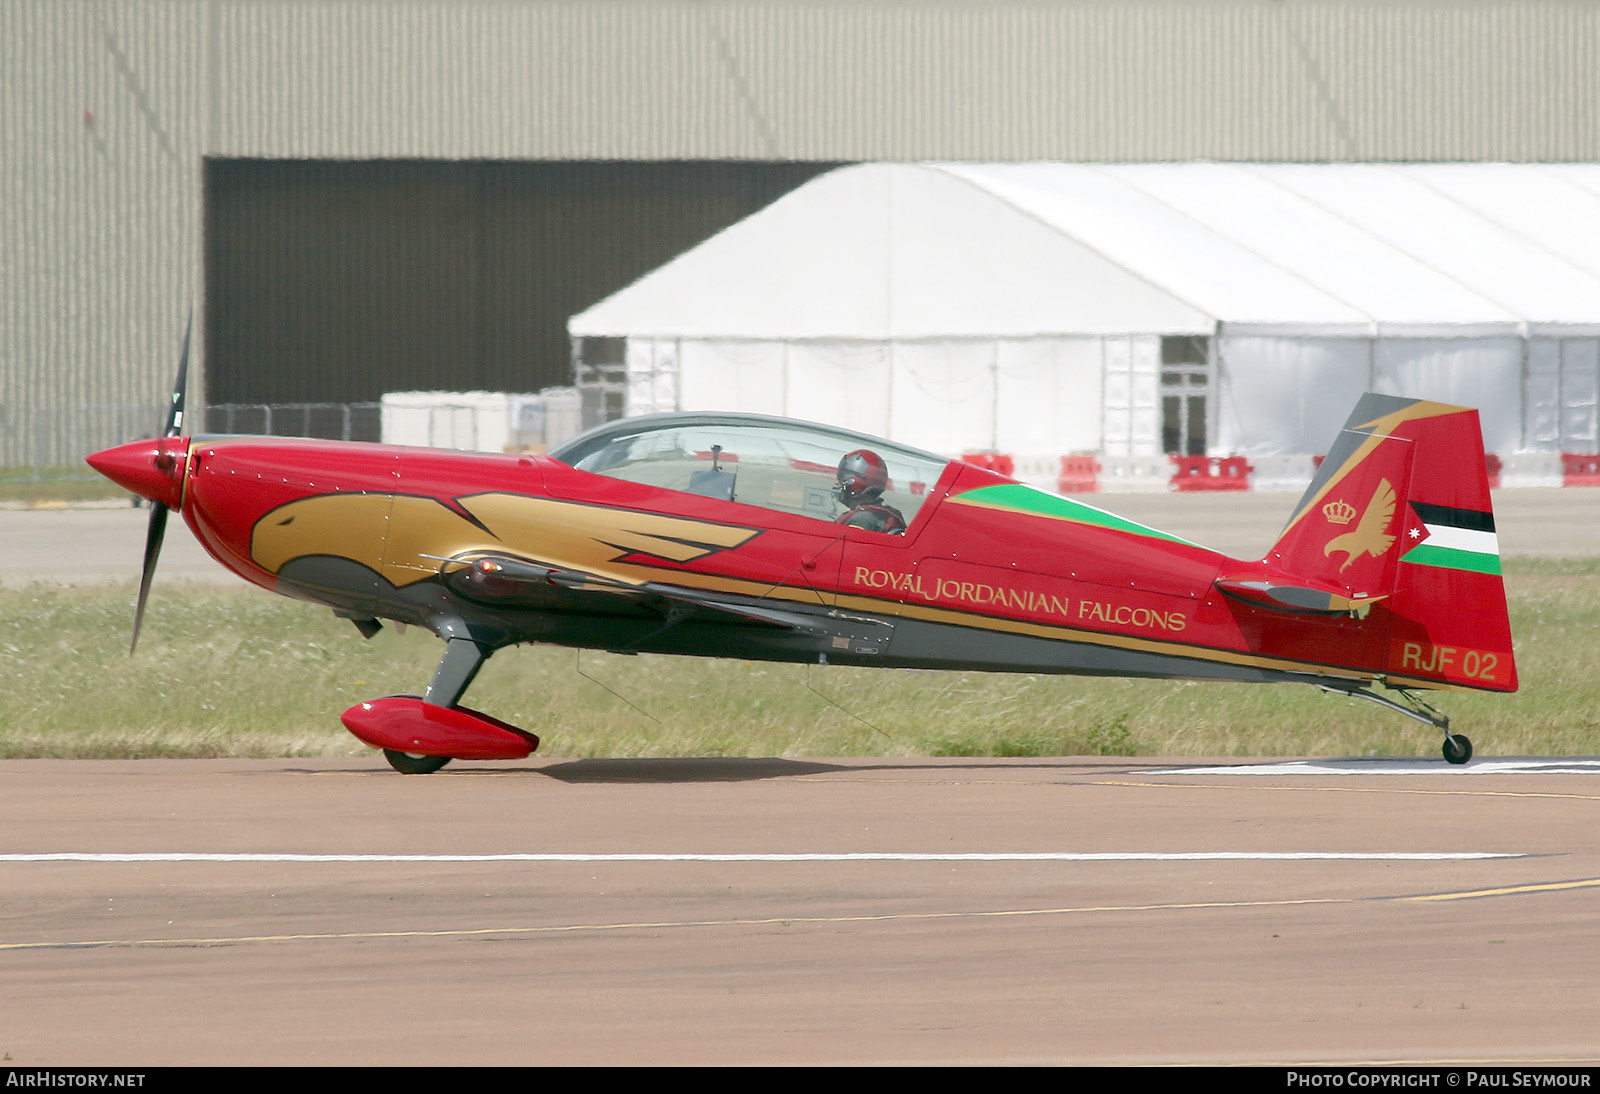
556, 557, 1379, 682
1282, 400, 1462, 537
178, 439, 194, 509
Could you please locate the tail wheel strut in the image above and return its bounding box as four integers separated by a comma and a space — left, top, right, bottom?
1316, 680, 1472, 765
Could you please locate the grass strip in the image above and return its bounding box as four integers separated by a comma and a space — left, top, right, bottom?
0, 559, 1590, 759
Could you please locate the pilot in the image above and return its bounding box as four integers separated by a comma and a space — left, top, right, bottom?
834, 449, 906, 534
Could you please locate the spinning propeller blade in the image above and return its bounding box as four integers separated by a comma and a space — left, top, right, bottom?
131, 500, 168, 653
163, 313, 190, 438
129, 311, 191, 653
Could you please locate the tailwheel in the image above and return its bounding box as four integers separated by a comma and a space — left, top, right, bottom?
1316, 680, 1478, 764
1441, 734, 1473, 766
383, 750, 452, 775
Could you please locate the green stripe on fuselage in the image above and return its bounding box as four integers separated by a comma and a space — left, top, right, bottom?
950, 483, 1204, 548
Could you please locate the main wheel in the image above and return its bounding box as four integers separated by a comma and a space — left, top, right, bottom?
383, 749, 452, 775
1441, 734, 1473, 765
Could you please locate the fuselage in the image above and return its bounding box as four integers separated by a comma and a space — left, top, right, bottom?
86, 397, 1519, 770
126, 432, 1399, 688
86, 405, 1516, 696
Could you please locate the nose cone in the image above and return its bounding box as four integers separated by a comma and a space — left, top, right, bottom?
86, 437, 189, 509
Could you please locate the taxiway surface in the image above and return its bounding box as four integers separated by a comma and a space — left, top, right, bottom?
4, 491, 1598, 1064
3, 756, 1599, 1065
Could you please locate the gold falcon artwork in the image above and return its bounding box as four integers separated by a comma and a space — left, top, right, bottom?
1323, 478, 1397, 573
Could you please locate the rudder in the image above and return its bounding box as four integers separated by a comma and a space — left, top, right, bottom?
1264, 393, 1516, 693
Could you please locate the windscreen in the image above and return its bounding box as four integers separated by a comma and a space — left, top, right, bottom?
553, 417, 950, 528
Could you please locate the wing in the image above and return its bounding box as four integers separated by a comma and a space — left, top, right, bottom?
439, 551, 894, 655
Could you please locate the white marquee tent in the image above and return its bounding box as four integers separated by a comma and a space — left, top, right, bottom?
568, 163, 1600, 466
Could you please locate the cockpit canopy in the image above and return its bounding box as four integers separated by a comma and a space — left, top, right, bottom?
549, 413, 952, 528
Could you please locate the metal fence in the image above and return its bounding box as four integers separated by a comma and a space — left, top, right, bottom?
203, 402, 382, 444
10, 402, 382, 482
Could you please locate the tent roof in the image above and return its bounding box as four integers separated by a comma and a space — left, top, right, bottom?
569, 163, 1600, 340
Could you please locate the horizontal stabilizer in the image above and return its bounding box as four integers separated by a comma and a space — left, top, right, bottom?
1214, 571, 1387, 617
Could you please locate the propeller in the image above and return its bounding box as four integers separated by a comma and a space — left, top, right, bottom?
129, 312, 192, 652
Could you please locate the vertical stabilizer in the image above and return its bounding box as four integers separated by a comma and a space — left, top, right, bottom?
1263, 394, 1516, 692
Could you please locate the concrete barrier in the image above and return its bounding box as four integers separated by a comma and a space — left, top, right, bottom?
1562, 453, 1600, 487
961, 452, 1015, 477
1170, 455, 1251, 492
1247, 454, 1316, 494
1499, 451, 1563, 489
1099, 455, 1173, 494
1056, 455, 1101, 493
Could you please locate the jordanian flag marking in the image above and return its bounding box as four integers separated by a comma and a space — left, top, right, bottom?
1400, 502, 1500, 575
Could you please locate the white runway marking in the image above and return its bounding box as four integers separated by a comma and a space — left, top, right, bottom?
0, 851, 1523, 863
1153, 758, 1600, 776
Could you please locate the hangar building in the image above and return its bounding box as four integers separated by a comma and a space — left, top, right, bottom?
7, 1, 1600, 469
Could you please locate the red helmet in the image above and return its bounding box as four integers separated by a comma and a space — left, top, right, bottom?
836, 449, 889, 507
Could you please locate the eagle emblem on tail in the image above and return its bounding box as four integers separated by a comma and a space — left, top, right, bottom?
1323, 478, 1397, 573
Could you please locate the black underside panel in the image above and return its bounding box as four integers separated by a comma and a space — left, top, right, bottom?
874, 616, 1285, 683
279, 563, 1300, 684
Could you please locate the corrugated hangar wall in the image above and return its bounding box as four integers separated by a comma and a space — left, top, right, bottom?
205, 160, 835, 406
7, 0, 1600, 465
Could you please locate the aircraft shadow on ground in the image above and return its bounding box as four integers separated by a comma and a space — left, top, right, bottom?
492, 756, 1187, 784
522, 756, 1600, 782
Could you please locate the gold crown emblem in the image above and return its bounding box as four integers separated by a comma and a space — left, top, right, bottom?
1322, 499, 1357, 525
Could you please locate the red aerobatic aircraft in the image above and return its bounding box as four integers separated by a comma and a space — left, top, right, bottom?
89, 335, 1515, 773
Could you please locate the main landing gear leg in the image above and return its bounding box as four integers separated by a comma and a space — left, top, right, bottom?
424, 637, 492, 708
382, 638, 494, 775
1317, 681, 1472, 765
